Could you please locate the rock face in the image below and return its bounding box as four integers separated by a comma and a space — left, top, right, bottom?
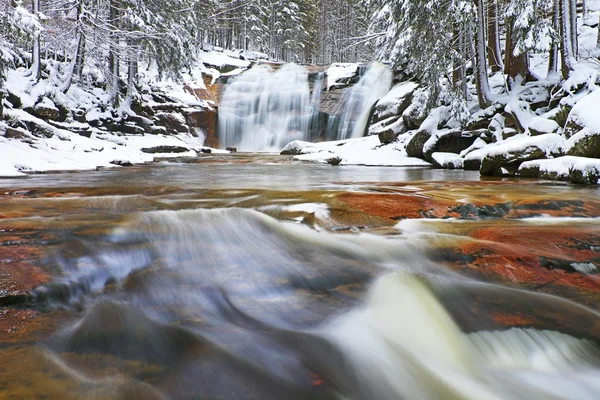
185, 108, 219, 148
154, 112, 190, 134
481, 145, 546, 175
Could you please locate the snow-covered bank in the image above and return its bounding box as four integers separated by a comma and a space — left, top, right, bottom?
282, 136, 430, 167
0, 119, 226, 178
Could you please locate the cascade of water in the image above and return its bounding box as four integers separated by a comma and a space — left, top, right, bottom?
218, 64, 314, 152
334, 62, 393, 140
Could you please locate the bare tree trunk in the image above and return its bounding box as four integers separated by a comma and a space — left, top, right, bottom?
548, 0, 560, 75
475, 0, 491, 107
570, 0, 578, 59
560, 0, 575, 79
109, 0, 120, 107
30, 0, 41, 82
504, 16, 531, 88
61, 0, 84, 93
487, 0, 502, 72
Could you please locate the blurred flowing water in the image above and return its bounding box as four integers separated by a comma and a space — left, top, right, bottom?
1, 156, 600, 399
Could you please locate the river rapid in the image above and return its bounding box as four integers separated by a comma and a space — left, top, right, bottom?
1, 154, 600, 399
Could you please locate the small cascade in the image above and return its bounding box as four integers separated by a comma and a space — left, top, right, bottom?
218, 64, 314, 152
332, 62, 393, 140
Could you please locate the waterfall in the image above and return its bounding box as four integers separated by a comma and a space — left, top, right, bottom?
334, 62, 393, 140
218, 62, 392, 151
218, 64, 315, 152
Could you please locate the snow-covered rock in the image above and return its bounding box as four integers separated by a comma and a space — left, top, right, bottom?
326, 63, 360, 90
423, 130, 478, 162
519, 156, 600, 184
32, 97, 60, 120
280, 140, 309, 155
528, 116, 560, 136
431, 152, 464, 169
564, 89, 600, 138
370, 81, 418, 125
475, 134, 566, 175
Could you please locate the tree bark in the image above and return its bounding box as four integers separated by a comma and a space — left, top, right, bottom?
570, 0, 578, 59
560, 0, 575, 79
109, 0, 120, 107
548, 0, 560, 75
61, 0, 85, 93
475, 0, 491, 107
504, 17, 530, 88
30, 0, 41, 82
487, 0, 502, 72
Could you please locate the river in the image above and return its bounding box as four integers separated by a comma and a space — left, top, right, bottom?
1, 154, 600, 399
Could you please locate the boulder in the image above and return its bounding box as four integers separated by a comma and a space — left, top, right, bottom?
141, 146, 190, 154
519, 156, 600, 185
528, 117, 560, 136
423, 130, 478, 162
481, 145, 546, 176
370, 82, 418, 125
405, 130, 431, 159
154, 112, 189, 134
565, 101, 600, 140
402, 89, 429, 129
6, 90, 22, 108
504, 100, 534, 133
33, 98, 60, 121
4, 127, 32, 140
281, 141, 305, 155
466, 104, 503, 131
563, 89, 600, 159
430, 152, 464, 169
566, 133, 600, 158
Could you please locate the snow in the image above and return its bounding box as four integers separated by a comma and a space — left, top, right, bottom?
562, 64, 599, 94
528, 117, 560, 135
197, 51, 251, 69
519, 156, 600, 180
431, 152, 464, 169
327, 63, 360, 90
289, 136, 431, 167
466, 133, 566, 162
376, 82, 419, 114
565, 88, 600, 133
0, 111, 225, 177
